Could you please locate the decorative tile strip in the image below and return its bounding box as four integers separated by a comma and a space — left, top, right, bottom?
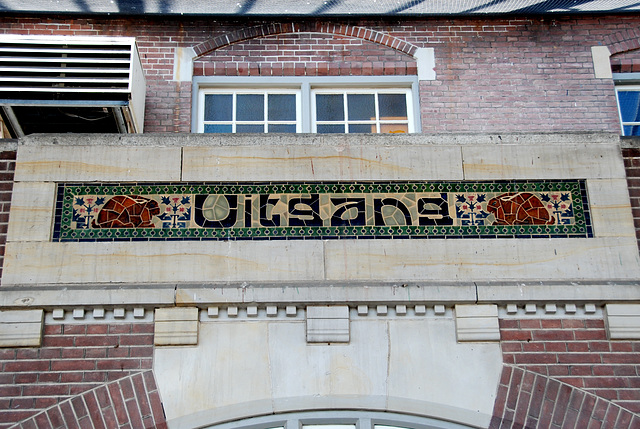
53, 180, 592, 241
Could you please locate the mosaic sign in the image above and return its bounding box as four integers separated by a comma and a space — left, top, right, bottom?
53, 180, 592, 242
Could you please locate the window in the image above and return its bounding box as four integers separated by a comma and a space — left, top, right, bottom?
198, 89, 300, 133
616, 85, 640, 136
313, 89, 413, 134
202, 411, 473, 429
614, 73, 640, 137
193, 77, 420, 134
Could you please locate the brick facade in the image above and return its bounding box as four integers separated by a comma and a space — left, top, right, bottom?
491, 365, 640, 428
611, 49, 640, 73
492, 318, 640, 428
0, 11, 639, 429
6, 371, 166, 429
499, 318, 640, 414
194, 33, 417, 77
0, 15, 636, 133
0, 322, 163, 428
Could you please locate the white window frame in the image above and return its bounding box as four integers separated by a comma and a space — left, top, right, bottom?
312, 88, 415, 134
201, 410, 474, 429
197, 88, 302, 133
613, 73, 640, 137
192, 76, 421, 134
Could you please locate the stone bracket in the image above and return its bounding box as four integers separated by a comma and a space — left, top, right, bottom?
155, 307, 199, 346
306, 305, 349, 343
604, 303, 640, 339
455, 304, 500, 342
0, 309, 44, 347
591, 46, 612, 79
415, 47, 436, 81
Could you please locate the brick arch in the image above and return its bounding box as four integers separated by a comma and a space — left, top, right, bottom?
192, 22, 419, 59
9, 370, 167, 429
604, 28, 640, 56
490, 365, 640, 428
609, 42, 640, 74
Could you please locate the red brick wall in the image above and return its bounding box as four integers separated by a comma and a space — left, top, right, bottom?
491, 365, 640, 428
0, 322, 160, 428
611, 48, 640, 73
194, 33, 417, 77
6, 371, 166, 429
623, 146, 640, 250
0, 15, 635, 134
501, 317, 640, 413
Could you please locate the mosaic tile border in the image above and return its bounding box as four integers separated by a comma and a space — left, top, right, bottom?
52, 180, 593, 242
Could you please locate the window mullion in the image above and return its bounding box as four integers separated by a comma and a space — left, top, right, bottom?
374, 91, 381, 134
357, 418, 372, 429
615, 88, 626, 135
232, 92, 237, 133
301, 82, 310, 133
264, 91, 269, 133
343, 92, 349, 133
285, 419, 300, 429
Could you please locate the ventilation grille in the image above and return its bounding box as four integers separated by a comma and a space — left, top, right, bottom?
0, 36, 137, 102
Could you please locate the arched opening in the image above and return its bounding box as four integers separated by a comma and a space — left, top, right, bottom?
197, 410, 476, 429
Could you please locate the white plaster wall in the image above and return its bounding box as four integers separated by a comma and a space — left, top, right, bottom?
153, 317, 503, 429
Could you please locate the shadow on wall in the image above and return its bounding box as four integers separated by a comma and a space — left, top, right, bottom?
114, 0, 173, 14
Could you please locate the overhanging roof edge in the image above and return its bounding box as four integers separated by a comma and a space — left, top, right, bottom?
0, 0, 639, 18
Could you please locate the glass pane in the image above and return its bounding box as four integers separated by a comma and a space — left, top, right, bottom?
204, 94, 232, 121
618, 91, 640, 123
268, 94, 296, 121
379, 93, 408, 120
348, 123, 375, 133
268, 124, 297, 133
204, 124, 232, 133
624, 125, 640, 136
236, 124, 265, 133
381, 123, 409, 134
347, 94, 375, 120
316, 94, 344, 121
317, 124, 345, 133
237, 94, 264, 121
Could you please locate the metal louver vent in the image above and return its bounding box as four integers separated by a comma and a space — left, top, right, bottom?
0, 35, 145, 135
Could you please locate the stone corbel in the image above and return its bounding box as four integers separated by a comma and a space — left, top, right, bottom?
455, 304, 500, 342
0, 309, 44, 347
155, 307, 199, 346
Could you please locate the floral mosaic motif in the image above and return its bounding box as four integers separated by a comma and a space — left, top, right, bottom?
55, 180, 593, 241
540, 193, 575, 225
72, 196, 105, 229
158, 196, 191, 229
455, 194, 491, 225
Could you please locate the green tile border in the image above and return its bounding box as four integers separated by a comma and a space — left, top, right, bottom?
53, 180, 592, 242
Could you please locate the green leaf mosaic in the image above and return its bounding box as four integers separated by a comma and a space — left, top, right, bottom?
53, 180, 592, 242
